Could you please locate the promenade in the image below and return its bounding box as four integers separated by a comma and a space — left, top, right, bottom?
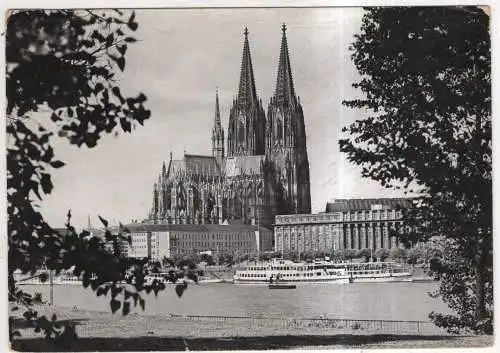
10, 305, 493, 351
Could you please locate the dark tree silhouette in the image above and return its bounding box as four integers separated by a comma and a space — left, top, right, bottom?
374, 248, 390, 262
357, 248, 372, 262
341, 7, 491, 334
7, 10, 196, 346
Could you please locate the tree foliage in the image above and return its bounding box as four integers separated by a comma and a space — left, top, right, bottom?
341, 7, 491, 334
374, 248, 390, 262
7, 10, 195, 346
357, 248, 372, 262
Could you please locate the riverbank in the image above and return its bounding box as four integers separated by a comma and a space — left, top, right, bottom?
10, 305, 493, 350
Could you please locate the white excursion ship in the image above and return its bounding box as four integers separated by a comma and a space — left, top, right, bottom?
234, 259, 351, 284
234, 259, 413, 284
326, 261, 413, 283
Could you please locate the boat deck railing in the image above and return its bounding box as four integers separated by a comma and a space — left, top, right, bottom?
166, 314, 451, 336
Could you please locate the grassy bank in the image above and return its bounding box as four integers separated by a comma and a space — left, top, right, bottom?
10, 305, 493, 351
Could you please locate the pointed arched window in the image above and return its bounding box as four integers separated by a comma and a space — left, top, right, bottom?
277, 117, 283, 141
238, 120, 245, 142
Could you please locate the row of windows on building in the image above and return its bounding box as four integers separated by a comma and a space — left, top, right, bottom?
170, 241, 253, 248
122, 227, 273, 259
276, 210, 403, 224
169, 233, 251, 241
275, 222, 406, 253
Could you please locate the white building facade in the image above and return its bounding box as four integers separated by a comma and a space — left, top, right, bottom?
274, 198, 412, 254
125, 223, 273, 260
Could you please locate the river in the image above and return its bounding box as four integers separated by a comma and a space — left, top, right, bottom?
21, 281, 450, 322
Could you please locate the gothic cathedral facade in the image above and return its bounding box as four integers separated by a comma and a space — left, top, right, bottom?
149, 24, 311, 227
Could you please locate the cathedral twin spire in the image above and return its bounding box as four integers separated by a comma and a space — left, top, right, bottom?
237, 28, 259, 108
274, 23, 297, 107
216, 24, 296, 157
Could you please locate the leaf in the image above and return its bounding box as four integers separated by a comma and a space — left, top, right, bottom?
110, 285, 122, 298
23, 311, 33, 320
175, 284, 186, 298
38, 272, 48, 283
82, 274, 90, 288
50, 160, 65, 168
95, 82, 104, 92
186, 271, 198, 283
40, 173, 53, 194
122, 301, 130, 316
98, 215, 109, 227
137, 92, 146, 103
31, 181, 41, 200
127, 12, 137, 31
105, 230, 113, 242
110, 299, 121, 314
116, 56, 125, 71
120, 118, 131, 132
124, 37, 137, 43
105, 33, 114, 47
112, 86, 121, 99
128, 22, 138, 31
128, 11, 136, 24
117, 45, 127, 56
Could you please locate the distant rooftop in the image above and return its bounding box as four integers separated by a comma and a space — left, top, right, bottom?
325, 198, 413, 213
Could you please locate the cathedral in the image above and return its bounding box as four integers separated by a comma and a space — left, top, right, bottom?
148, 24, 311, 227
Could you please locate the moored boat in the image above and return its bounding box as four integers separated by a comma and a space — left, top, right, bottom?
234, 258, 413, 284
144, 272, 224, 285
233, 258, 350, 284
328, 261, 413, 283
14, 271, 82, 286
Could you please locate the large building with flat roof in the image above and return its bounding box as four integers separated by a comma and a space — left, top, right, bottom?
124, 223, 273, 260
274, 198, 413, 254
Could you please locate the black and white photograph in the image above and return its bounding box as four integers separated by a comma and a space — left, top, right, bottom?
3, 2, 494, 351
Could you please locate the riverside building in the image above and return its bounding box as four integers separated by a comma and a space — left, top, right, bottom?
274, 198, 412, 254
124, 223, 273, 260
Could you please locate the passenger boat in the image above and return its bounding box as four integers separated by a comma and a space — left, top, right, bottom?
234, 259, 412, 284
327, 261, 413, 283
144, 273, 223, 285
233, 259, 351, 284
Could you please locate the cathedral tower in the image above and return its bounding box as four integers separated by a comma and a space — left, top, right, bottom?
266, 24, 311, 214
211, 88, 225, 160
227, 28, 266, 157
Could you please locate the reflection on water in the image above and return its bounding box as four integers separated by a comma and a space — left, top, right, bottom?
21, 282, 449, 321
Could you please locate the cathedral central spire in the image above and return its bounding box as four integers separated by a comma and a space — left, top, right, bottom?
237, 27, 258, 106
214, 87, 221, 128
212, 88, 225, 159
274, 22, 296, 105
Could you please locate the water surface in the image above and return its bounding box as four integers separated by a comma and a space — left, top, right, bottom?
23, 282, 449, 321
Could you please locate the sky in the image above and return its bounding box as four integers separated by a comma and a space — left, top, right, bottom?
38, 7, 410, 229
